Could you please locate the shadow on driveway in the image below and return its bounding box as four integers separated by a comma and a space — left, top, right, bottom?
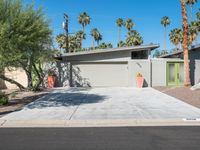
26, 91, 107, 109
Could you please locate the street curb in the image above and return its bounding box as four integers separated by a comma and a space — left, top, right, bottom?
1, 119, 200, 128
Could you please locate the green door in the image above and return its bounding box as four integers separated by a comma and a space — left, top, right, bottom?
167, 62, 184, 86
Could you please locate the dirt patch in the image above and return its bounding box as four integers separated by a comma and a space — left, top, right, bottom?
0, 89, 52, 117
154, 86, 200, 108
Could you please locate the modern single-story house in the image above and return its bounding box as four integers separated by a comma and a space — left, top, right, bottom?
160, 45, 200, 85
1, 44, 199, 90
56, 44, 158, 87
54, 44, 198, 88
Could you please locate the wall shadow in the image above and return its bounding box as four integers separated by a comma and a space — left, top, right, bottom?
143, 79, 148, 87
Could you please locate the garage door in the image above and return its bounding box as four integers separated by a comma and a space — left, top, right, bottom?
72, 62, 128, 87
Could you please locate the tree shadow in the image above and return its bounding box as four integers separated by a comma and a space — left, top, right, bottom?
25, 89, 107, 109
0, 93, 49, 116
72, 65, 91, 87
44, 61, 91, 88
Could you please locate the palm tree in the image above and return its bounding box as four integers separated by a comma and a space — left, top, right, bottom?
78, 12, 91, 33
125, 19, 134, 31
68, 35, 79, 52
116, 18, 124, 42
196, 10, 200, 43
75, 31, 86, 49
169, 28, 183, 49
197, 9, 200, 20
126, 30, 143, 46
98, 43, 107, 49
96, 34, 102, 46
153, 50, 161, 58
189, 21, 199, 45
107, 43, 113, 48
90, 28, 98, 48
117, 41, 127, 47
56, 34, 66, 51
90, 28, 102, 48
160, 50, 169, 55
98, 43, 113, 49
185, 0, 197, 23
161, 16, 171, 50
180, 0, 191, 86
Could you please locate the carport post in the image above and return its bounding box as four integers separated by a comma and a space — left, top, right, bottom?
69, 62, 73, 87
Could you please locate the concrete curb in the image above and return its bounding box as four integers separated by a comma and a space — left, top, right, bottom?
1, 119, 200, 128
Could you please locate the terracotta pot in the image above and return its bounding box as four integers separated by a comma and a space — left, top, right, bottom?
136, 76, 144, 88
48, 76, 56, 88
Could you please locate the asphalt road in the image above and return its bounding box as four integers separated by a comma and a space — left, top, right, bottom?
0, 126, 200, 150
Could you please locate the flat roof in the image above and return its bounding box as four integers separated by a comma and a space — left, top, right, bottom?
160, 44, 200, 58
56, 44, 159, 57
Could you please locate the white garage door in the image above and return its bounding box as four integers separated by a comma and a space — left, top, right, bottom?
72, 62, 128, 87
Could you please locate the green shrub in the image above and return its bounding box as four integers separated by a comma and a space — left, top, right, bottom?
9, 92, 17, 99
0, 91, 8, 105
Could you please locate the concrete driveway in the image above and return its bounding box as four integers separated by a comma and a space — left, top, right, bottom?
2, 87, 200, 120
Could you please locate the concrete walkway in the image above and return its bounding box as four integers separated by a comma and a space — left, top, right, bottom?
1, 87, 200, 122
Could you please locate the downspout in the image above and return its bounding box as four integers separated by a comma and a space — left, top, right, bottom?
148, 49, 152, 87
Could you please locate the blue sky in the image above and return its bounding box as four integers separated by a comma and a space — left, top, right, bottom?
24, 0, 200, 51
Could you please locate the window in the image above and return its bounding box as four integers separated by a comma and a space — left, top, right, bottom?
131, 51, 148, 59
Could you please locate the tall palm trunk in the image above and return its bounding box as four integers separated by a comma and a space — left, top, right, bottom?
164, 26, 167, 50
190, 4, 193, 23
82, 26, 85, 33
118, 27, 121, 43
80, 38, 83, 49
195, 31, 198, 45
92, 38, 95, 49
181, 0, 191, 86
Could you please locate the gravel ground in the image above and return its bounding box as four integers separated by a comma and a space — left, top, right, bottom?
154, 86, 200, 108
0, 89, 52, 117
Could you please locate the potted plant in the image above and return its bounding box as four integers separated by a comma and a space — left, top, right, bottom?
47, 70, 56, 88
136, 73, 144, 88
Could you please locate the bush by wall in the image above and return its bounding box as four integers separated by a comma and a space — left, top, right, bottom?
0, 91, 8, 105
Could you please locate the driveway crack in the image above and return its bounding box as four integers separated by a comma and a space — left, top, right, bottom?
0, 120, 7, 126
68, 91, 89, 120
69, 105, 80, 120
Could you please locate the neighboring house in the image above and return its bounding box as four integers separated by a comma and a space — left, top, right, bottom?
0, 68, 28, 90
54, 44, 188, 87
160, 45, 200, 85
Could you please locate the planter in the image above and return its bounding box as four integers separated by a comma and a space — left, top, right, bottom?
136, 76, 144, 88
48, 76, 56, 88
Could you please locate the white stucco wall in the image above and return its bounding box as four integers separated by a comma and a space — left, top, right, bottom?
195, 60, 200, 84
128, 60, 151, 87
151, 59, 167, 87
